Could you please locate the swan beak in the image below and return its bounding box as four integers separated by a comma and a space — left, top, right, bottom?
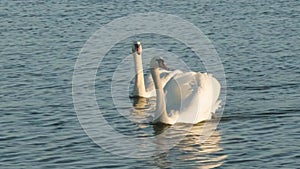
137, 46, 142, 55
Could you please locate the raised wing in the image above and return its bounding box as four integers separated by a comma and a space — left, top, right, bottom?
163, 72, 221, 124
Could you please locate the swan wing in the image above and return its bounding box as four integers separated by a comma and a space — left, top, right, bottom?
164, 72, 221, 124
145, 69, 182, 97
163, 72, 198, 122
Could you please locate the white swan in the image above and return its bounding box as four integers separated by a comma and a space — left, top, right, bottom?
131, 41, 180, 98
150, 56, 221, 124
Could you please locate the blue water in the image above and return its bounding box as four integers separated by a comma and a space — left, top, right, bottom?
1, 0, 299, 168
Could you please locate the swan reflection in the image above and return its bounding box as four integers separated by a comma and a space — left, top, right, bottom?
130, 98, 227, 168
132, 97, 151, 109
152, 121, 227, 169
131, 97, 155, 125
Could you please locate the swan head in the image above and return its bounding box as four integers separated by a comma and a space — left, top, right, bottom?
150, 56, 169, 70
132, 41, 142, 55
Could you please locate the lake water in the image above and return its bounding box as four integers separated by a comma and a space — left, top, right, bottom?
1, 0, 299, 168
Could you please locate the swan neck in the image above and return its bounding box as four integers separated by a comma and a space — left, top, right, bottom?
151, 67, 169, 122
133, 52, 146, 96
151, 67, 163, 91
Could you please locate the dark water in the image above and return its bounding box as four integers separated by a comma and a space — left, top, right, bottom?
1, 0, 299, 168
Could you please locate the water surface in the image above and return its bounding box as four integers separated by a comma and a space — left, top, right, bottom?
1, 0, 299, 168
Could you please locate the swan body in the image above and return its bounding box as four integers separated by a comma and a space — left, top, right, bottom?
131, 41, 179, 98
150, 56, 221, 124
